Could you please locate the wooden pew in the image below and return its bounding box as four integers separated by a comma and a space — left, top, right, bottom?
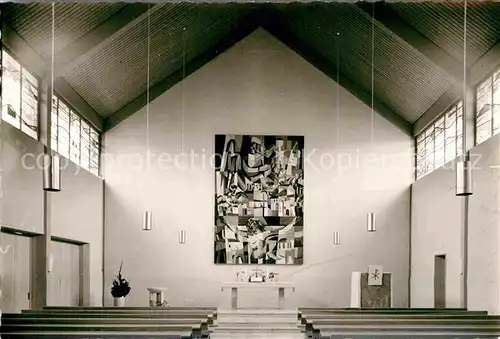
298, 308, 487, 322
10, 312, 214, 321
42, 307, 216, 311
22, 308, 216, 328
1, 307, 215, 339
314, 323, 500, 339
298, 308, 488, 325
299, 308, 500, 339
298, 308, 489, 315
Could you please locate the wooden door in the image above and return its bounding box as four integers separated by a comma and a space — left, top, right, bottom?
0, 232, 31, 313
48, 240, 80, 306
434, 254, 446, 308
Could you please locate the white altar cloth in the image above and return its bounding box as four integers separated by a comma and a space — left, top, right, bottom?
221, 282, 295, 309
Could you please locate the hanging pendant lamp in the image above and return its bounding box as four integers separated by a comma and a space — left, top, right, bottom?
143, 211, 152, 231
333, 231, 340, 245
456, 160, 472, 196
43, 154, 61, 191
43, 3, 60, 192
456, 0, 473, 196
142, 5, 153, 230
367, 212, 376, 232
365, 6, 377, 231
179, 230, 186, 244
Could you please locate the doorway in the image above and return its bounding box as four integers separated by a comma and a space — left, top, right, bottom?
0, 230, 33, 313
434, 254, 446, 308
48, 239, 81, 306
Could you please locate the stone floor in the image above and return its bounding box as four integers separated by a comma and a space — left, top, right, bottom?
210, 308, 305, 339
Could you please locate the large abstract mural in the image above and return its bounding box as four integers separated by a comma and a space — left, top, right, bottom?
214, 135, 304, 265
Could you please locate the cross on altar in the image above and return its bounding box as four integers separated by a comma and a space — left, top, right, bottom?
251, 268, 264, 275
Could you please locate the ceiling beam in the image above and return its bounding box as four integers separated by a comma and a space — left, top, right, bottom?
356, 2, 464, 86
54, 78, 104, 132
258, 9, 412, 136
54, 3, 151, 75
55, 3, 165, 78
104, 11, 261, 132
413, 85, 460, 136
2, 22, 104, 132
2, 22, 46, 78
413, 39, 500, 136
356, 3, 500, 138
470, 38, 500, 86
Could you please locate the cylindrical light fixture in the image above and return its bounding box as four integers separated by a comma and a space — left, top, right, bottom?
367, 212, 376, 232
142, 211, 152, 231
455, 1, 473, 198
456, 160, 473, 196
333, 231, 340, 245
179, 230, 186, 244
42, 154, 60, 192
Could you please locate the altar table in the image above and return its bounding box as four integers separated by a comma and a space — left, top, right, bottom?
221, 282, 295, 309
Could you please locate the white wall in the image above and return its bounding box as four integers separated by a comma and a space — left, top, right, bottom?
104, 28, 413, 308
0, 122, 44, 234
0, 120, 104, 307
411, 133, 500, 314
50, 161, 103, 306
411, 162, 463, 308
468, 134, 500, 314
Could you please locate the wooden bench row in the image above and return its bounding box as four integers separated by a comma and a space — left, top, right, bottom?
1, 307, 216, 339
299, 308, 500, 339
41, 307, 217, 311
6, 312, 214, 319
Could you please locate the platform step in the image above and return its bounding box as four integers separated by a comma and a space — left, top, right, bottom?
216, 309, 298, 323
217, 316, 297, 322
217, 309, 298, 315
211, 334, 304, 339
211, 308, 303, 338
215, 319, 302, 328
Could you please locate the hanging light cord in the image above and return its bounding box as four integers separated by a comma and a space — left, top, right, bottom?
371, 3, 375, 143
336, 32, 340, 144
462, 0, 467, 156
181, 27, 186, 161
48, 2, 55, 154
51, 3, 55, 101
146, 4, 150, 156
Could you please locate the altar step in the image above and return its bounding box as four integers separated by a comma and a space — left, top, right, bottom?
216, 309, 300, 324
210, 309, 304, 339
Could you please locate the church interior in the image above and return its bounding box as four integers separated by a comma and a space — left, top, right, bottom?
1, 1, 500, 338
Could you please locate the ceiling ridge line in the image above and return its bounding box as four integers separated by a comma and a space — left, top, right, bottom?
104, 10, 261, 131
258, 11, 412, 135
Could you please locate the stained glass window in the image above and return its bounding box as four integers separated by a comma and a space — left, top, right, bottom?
1, 50, 38, 139
416, 101, 463, 179
476, 68, 500, 144
51, 95, 100, 176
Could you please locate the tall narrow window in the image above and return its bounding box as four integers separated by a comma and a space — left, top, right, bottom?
51, 95, 100, 176
416, 101, 463, 179
57, 99, 70, 158
90, 129, 100, 176
1, 50, 39, 139
475, 68, 500, 144
493, 69, 500, 136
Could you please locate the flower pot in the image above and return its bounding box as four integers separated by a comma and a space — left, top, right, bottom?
114, 297, 125, 307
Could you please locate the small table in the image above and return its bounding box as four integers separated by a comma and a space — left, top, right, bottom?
221, 282, 295, 310
147, 287, 167, 307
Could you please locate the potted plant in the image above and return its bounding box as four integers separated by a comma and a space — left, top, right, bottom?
111, 261, 131, 307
